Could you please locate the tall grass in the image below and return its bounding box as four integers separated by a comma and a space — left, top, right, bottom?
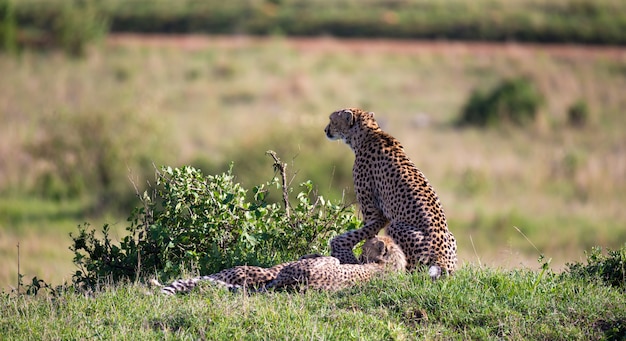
1, 37, 625, 288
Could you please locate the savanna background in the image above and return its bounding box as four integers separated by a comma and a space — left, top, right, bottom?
1, 0, 625, 338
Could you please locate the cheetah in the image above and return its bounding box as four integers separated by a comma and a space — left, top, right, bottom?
159, 235, 405, 294
263, 234, 406, 291
324, 108, 457, 279
360, 234, 407, 272
160, 262, 295, 295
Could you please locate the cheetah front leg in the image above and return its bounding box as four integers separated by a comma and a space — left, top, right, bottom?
330, 215, 387, 264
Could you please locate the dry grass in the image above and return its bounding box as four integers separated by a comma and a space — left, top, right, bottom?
1, 35, 625, 289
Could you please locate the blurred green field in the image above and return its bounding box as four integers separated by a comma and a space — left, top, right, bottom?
10, 0, 626, 45
1, 35, 625, 289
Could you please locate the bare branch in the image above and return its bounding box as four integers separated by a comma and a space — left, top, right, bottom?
266, 150, 290, 217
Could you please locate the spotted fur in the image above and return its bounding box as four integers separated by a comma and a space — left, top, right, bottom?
264, 234, 406, 291
324, 108, 457, 279
160, 262, 294, 295
160, 235, 405, 294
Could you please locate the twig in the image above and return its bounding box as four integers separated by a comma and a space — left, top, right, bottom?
469, 235, 482, 267
267, 150, 290, 217
513, 225, 541, 254
16, 242, 20, 295
135, 249, 141, 284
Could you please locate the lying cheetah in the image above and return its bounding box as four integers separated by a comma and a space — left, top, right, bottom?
264, 234, 406, 291
324, 108, 457, 279
160, 262, 295, 295
159, 235, 405, 294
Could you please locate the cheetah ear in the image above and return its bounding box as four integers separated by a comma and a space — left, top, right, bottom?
375, 240, 386, 255
338, 109, 355, 126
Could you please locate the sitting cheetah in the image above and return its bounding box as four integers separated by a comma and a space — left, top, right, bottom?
159, 235, 405, 294
324, 108, 457, 279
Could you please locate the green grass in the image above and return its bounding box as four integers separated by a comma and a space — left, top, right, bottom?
2, 266, 625, 339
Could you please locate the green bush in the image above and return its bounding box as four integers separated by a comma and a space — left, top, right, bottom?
70, 163, 360, 290
564, 245, 626, 289
457, 77, 545, 128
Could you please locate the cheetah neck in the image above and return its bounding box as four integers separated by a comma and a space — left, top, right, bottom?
348, 127, 400, 156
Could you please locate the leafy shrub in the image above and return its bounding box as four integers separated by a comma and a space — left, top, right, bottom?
70, 162, 360, 290
457, 77, 545, 128
565, 245, 626, 289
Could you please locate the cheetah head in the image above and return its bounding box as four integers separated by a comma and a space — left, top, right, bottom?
360, 237, 387, 263
360, 235, 407, 272
324, 108, 378, 144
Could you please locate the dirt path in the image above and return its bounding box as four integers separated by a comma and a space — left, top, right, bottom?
108, 33, 626, 60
